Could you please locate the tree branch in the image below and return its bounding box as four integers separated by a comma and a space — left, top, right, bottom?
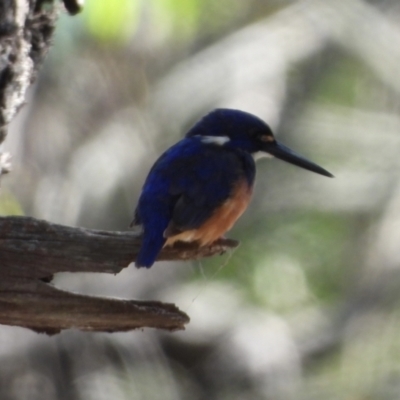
0, 216, 239, 333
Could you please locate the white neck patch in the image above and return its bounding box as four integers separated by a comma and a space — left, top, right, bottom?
252, 151, 273, 161
200, 136, 230, 146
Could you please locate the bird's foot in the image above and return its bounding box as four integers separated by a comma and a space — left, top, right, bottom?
212, 237, 240, 249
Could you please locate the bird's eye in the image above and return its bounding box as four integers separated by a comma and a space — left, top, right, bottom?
260, 134, 275, 143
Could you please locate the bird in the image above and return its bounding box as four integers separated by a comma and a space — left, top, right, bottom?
131, 108, 333, 268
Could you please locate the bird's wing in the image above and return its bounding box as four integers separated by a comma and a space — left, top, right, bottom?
162, 143, 251, 237
133, 137, 254, 267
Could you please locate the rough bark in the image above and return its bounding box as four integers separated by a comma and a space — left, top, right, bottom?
0, 0, 59, 175
0, 216, 238, 333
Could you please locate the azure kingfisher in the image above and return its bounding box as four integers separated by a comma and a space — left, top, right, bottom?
132, 108, 333, 268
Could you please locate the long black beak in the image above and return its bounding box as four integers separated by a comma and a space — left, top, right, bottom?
264, 141, 333, 178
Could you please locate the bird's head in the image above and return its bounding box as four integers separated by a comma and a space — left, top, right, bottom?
186, 108, 333, 178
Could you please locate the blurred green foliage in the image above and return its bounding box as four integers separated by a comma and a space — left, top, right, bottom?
195, 212, 349, 312
81, 0, 247, 43
316, 58, 372, 107
152, 0, 201, 40
84, 0, 140, 42
0, 191, 23, 216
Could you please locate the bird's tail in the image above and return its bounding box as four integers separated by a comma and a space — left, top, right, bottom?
135, 233, 166, 268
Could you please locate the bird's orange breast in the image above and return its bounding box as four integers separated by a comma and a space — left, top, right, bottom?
165, 179, 253, 247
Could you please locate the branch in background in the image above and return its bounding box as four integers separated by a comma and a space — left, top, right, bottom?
0, 216, 239, 334
0, 0, 58, 177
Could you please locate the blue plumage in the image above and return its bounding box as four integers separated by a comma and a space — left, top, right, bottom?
133, 136, 255, 267
132, 109, 332, 268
